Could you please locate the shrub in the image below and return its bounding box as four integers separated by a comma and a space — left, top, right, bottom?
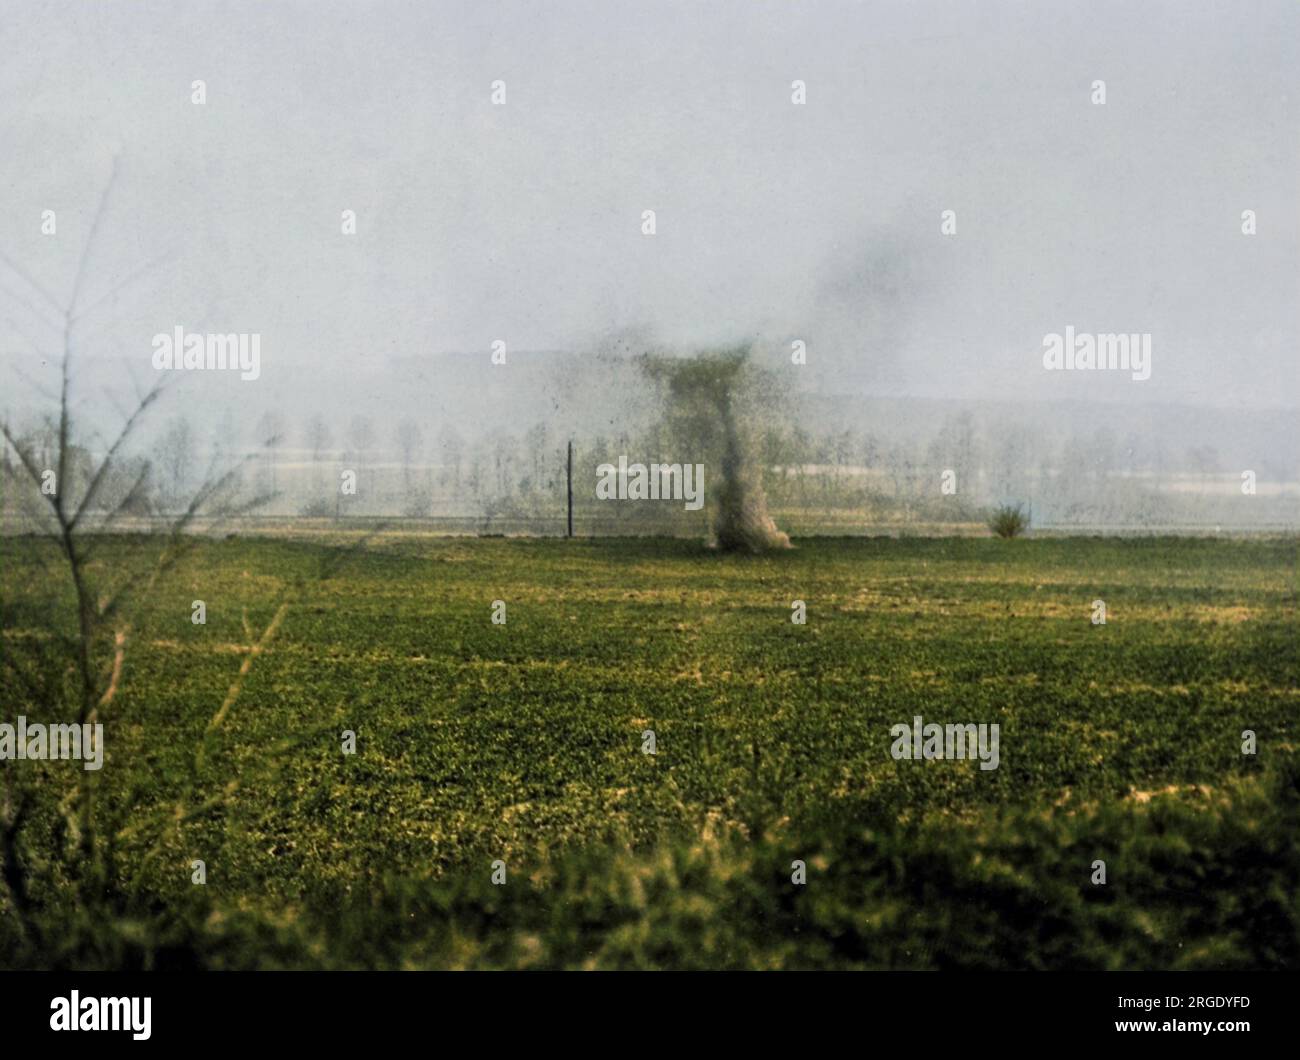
989, 503, 1030, 538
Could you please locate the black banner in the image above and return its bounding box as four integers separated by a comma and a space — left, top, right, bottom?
2, 971, 1291, 1047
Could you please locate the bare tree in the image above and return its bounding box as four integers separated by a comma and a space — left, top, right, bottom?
0, 167, 376, 965
395, 417, 423, 490
254, 410, 286, 501
437, 424, 464, 490
346, 415, 375, 506
306, 413, 333, 466
302, 412, 334, 503
160, 415, 195, 512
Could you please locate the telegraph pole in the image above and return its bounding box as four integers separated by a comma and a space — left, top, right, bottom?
566, 438, 574, 538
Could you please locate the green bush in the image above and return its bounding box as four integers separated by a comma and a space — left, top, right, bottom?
989, 503, 1030, 538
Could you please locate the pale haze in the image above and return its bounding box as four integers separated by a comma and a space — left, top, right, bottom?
1, 0, 1296, 526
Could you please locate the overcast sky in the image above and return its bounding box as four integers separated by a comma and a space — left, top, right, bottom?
1, 0, 1296, 424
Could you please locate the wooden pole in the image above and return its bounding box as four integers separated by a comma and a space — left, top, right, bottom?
566, 438, 574, 538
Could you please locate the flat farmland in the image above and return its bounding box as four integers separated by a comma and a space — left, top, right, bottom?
2, 535, 1297, 968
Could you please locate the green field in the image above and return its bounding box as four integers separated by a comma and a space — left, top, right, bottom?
2, 534, 1298, 968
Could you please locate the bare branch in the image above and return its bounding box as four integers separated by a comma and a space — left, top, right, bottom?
0, 421, 61, 527
68, 156, 119, 319
2, 312, 59, 360
91, 466, 271, 626
88, 628, 127, 725
196, 601, 290, 770
69, 379, 166, 530
5, 359, 61, 403
0, 247, 66, 326
70, 245, 179, 330
87, 460, 154, 535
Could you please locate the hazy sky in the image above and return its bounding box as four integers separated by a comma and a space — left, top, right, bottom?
1, 0, 1296, 423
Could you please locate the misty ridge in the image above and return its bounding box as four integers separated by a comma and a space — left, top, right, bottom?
2, 340, 1296, 536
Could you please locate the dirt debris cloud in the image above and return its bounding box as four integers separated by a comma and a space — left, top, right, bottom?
641, 347, 791, 552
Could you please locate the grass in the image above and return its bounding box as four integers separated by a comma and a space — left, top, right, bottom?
1, 534, 1297, 968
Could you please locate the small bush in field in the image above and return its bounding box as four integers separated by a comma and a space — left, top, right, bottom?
989, 503, 1030, 538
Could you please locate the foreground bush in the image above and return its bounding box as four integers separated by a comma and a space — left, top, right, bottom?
5, 755, 1296, 970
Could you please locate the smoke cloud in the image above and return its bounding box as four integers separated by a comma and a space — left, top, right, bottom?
642, 347, 791, 552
